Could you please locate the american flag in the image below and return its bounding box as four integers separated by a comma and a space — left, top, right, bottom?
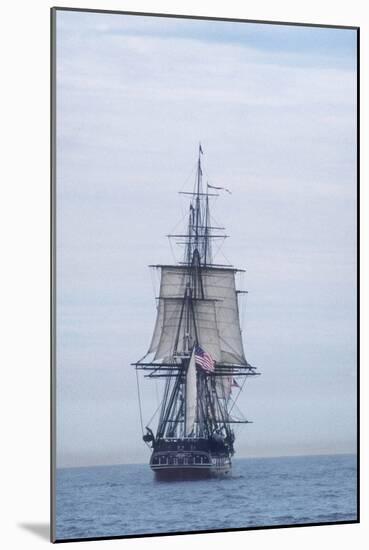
195, 346, 215, 373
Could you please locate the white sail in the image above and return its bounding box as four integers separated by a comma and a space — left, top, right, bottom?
157, 266, 187, 298
199, 267, 246, 398
151, 298, 184, 360
185, 348, 197, 436
202, 268, 246, 365
148, 265, 246, 370
148, 266, 187, 357
194, 301, 222, 361
148, 298, 164, 354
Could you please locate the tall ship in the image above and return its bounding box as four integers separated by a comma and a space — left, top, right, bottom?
133, 145, 259, 480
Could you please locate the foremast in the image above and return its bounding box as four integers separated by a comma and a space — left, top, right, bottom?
133, 145, 259, 450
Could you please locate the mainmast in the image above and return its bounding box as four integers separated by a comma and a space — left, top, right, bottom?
194, 144, 201, 251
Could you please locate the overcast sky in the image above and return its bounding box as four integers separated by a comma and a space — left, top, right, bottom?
56, 10, 357, 468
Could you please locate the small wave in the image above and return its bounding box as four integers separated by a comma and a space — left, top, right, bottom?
314, 512, 357, 522
274, 515, 296, 523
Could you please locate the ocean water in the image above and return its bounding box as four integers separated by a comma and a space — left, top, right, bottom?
55, 454, 357, 540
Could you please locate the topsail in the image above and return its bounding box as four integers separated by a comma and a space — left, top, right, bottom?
149, 266, 246, 366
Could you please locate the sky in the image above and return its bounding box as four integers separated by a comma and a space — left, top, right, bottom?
55, 10, 357, 468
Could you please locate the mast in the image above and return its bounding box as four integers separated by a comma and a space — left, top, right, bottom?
183, 143, 213, 273
204, 185, 210, 266
194, 144, 201, 251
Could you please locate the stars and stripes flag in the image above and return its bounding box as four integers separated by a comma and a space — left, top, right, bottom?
195, 346, 215, 373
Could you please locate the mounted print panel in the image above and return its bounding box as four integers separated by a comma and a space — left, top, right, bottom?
51, 7, 359, 543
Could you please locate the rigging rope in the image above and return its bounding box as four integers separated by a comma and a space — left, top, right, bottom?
228, 377, 248, 416
147, 393, 165, 428
155, 379, 160, 408
179, 162, 197, 192
135, 369, 145, 437
168, 236, 178, 264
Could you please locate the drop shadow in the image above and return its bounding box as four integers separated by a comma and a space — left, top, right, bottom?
18, 522, 49, 541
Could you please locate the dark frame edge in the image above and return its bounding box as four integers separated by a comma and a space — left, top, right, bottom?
53, 519, 359, 544
356, 26, 360, 524
50, 6, 57, 544
51, 6, 359, 30
51, 5, 359, 30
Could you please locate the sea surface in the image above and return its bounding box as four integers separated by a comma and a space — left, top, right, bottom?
56, 454, 357, 540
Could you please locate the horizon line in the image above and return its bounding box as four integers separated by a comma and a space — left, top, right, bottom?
56, 450, 357, 470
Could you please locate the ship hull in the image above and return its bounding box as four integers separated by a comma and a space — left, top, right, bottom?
150, 447, 232, 481
152, 463, 231, 481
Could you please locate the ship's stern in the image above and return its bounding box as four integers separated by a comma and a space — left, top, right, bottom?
149, 438, 232, 480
